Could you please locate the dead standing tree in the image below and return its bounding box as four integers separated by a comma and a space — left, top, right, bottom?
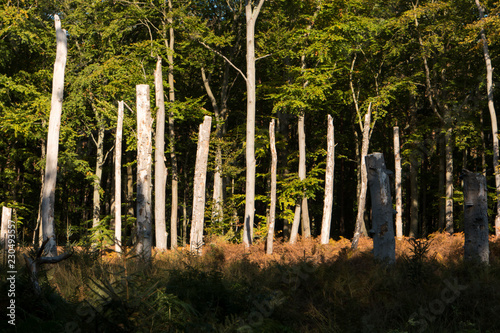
40, 14, 67, 257
266, 119, 277, 254
366, 153, 396, 264
190, 116, 212, 255
136, 85, 153, 261
321, 115, 335, 245
461, 170, 489, 264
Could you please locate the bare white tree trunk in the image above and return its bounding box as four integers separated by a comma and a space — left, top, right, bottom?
201, 67, 224, 229
41, 15, 67, 257
114, 101, 124, 253
267, 120, 277, 254
298, 114, 311, 238
393, 127, 403, 239
475, 0, 500, 237
136, 85, 153, 260
462, 170, 489, 264
190, 116, 212, 255
289, 203, 302, 244
243, 0, 265, 248
352, 104, 372, 250
1, 207, 12, 251
321, 115, 335, 244
366, 153, 395, 264
155, 58, 168, 250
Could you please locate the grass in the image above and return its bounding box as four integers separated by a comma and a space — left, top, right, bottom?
2, 232, 500, 332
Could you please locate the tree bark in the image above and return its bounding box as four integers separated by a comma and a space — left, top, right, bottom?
462, 170, 489, 264
445, 127, 454, 233
243, 0, 265, 248
409, 152, 419, 238
136, 84, 153, 260
41, 15, 67, 257
1, 206, 12, 251
321, 115, 335, 244
393, 126, 403, 239
114, 101, 124, 253
352, 104, 372, 249
475, 0, 500, 237
366, 153, 396, 264
298, 114, 311, 238
201, 67, 224, 230
267, 120, 277, 254
190, 116, 212, 255
92, 112, 105, 240
438, 133, 446, 231
155, 58, 168, 250
165, 0, 179, 249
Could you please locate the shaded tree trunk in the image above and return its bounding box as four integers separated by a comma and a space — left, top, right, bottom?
155, 58, 167, 250
114, 101, 124, 253
190, 116, 212, 255
394, 126, 403, 238
267, 120, 277, 254
409, 152, 419, 238
366, 153, 396, 264
41, 15, 67, 257
321, 115, 335, 244
136, 84, 153, 260
462, 170, 489, 263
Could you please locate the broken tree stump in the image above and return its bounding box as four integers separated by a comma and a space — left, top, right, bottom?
23, 237, 72, 295
366, 152, 396, 264
461, 170, 489, 264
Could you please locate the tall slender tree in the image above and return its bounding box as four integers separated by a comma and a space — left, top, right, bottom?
243, 0, 266, 248
41, 15, 67, 257
475, 0, 500, 237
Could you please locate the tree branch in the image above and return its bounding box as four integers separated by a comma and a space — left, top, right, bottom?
197, 40, 247, 82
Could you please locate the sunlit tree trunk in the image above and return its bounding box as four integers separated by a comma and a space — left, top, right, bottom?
243, 0, 265, 248
445, 126, 454, 233
393, 126, 403, 239
136, 84, 152, 260
41, 15, 67, 257
321, 115, 335, 244
165, 0, 179, 249
266, 120, 277, 254
114, 101, 124, 253
298, 113, 311, 238
352, 104, 372, 250
475, 0, 500, 237
190, 116, 212, 255
201, 67, 224, 230
92, 111, 105, 240
155, 58, 167, 250
1, 206, 12, 251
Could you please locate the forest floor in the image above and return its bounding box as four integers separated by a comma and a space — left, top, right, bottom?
3, 233, 500, 333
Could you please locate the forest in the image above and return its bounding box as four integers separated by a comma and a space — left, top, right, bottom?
2, 0, 500, 332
